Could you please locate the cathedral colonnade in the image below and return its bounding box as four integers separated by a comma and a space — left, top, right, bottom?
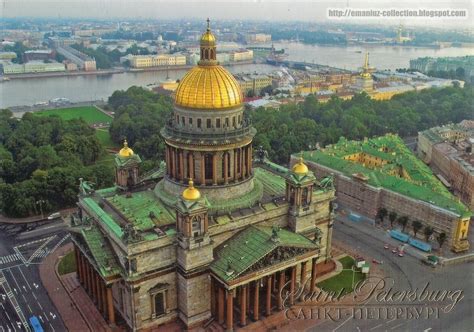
74, 245, 116, 325
165, 144, 253, 185
210, 257, 318, 331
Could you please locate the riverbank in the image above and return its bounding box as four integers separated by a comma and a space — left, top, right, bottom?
3, 60, 255, 81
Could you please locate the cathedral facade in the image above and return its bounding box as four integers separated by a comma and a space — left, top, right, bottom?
70, 20, 335, 331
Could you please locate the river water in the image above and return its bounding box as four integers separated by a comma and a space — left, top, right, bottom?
1, 42, 473, 109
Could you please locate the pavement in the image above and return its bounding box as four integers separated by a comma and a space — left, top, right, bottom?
0, 230, 69, 332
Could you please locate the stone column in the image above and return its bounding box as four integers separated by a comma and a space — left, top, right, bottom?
92, 269, 98, 304
224, 152, 229, 184
233, 149, 238, 182
107, 286, 115, 325
218, 286, 225, 324
200, 153, 206, 186
211, 279, 216, 316
189, 153, 195, 180
266, 276, 272, 316
278, 271, 285, 310
85, 261, 91, 295
300, 261, 307, 287
96, 274, 102, 310
240, 147, 245, 180
170, 147, 176, 179
165, 146, 170, 176
253, 281, 260, 321
247, 145, 252, 175
212, 153, 218, 185
226, 290, 233, 331
290, 266, 296, 305
240, 286, 246, 326
101, 282, 108, 317
179, 150, 184, 182
310, 258, 318, 293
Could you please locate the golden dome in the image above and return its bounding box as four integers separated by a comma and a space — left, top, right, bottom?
292, 157, 309, 175
200, 18, 216, 45
119, 139, 134, 158
182, 179, 201, 201
174, 65, 243, 109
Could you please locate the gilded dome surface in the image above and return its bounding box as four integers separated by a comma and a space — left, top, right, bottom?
174, 65, 243, 109
292, 157, 309, 175
119, 140, 134, 157
182, 179, 201, 200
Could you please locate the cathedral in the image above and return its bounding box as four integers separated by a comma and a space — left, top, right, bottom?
70, 20, 335, 331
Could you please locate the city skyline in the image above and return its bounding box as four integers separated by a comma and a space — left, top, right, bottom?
2, 0, 473, 28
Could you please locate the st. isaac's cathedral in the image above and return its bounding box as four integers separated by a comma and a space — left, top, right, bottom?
70, 20, 335, 331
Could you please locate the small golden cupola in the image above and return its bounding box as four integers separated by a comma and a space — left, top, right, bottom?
200, 18, 217, 62
292, 157, 309, 175
182, 179, 201, 201
119, 139, 134, 158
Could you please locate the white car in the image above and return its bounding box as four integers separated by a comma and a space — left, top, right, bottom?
47, 212, 61, 220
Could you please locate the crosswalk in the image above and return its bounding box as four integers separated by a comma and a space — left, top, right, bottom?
0, 254, 21, 265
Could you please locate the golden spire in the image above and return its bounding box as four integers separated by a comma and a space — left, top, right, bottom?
207, 17, 210, 31
361, 52, 372, 79
119, 139, 134, 157
292, 156, 309, 175
182, 178, 201, 201
364, 52, 369, 70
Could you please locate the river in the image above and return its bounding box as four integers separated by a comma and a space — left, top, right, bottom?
1, 42, 473, 109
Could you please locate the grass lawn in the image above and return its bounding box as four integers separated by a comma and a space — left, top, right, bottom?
317, 256, 366, 295
95, 128, 119, 149
57, 251, 76, 275
35, 106, 113, 125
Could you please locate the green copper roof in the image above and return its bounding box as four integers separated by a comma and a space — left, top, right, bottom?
83, 197, 123, 237
81, 225, 121, 278
106, 191, 175, 231
301, 135, 470, 217
254, 167, 286, 197
211, 225, 317, 283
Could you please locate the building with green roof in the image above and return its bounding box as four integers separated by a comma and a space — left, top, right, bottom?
69, 21, 336, 332
296, 134, 470, 254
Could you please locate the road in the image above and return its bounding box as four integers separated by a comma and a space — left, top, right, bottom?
307, 218, 473, 332
0, 225, 70, 332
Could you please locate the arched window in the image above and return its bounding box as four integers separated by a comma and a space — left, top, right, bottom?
207, 119, 212, 128
197, 118, 202, 128
302, 187, 309, 206
204, 49, 209, 59
216, 118, 221, 128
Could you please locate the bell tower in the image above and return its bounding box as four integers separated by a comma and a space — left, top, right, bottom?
175, 180, 213, 327
114, 139, 142, 188
285, 157, 317, 233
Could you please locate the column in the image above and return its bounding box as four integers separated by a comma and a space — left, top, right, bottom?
233, 149, 238, 182
300, 261, 307, 287
200, 153, 205, 186
266, 276, 272, 316
107, 286, 115, 325
224, 152, 229, 184
310, 258, 318, 293
212, 154, 218, 185
240, 147, 244, 180
240, 286, 247, 326
85, 261, 91, 294
170, 147, 176, 179
179, 150, 184, 182
253, 281, 260, 321
189, 153, 194, 180
96, 275, 102, 311
92, 269, 98, 303
277, 271, 285, 310
290, 266, 296, 306
218, 286, 225, 324
247, 145, 252, 176
165, 146, 170, 176
226, 290, 233, 331
211, 279, 216, 316
101, 282, 108, 317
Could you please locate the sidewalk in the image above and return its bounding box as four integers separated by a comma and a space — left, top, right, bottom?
39, 243, 91, 332
0, 207, 76, 224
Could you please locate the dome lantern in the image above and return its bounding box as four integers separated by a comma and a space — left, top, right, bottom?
182, 179, 201, 201
292, 157, 309, 175
119, 139, 134, 158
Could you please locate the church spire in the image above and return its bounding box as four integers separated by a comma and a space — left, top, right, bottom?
199, 18, 217, 63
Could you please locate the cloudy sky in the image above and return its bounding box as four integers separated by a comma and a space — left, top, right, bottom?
1, 0, 472, 27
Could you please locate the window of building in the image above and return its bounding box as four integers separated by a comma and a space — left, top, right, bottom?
207, 119, 212, 128
176, 115, 179, 124
181, 116, 185, 125
150, 283, 169, 319
197, 118, 202, 128
216, 118, 221, 128
192, 215, 202, 237
238, 115, 241, 124
232, 116, 236, 127
189, 118, 193, 126
225, 117, 229, 127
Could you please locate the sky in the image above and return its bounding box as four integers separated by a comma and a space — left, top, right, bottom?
1, 0, 472, 28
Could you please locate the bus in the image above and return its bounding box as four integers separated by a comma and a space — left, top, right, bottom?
389, 230, 410, 243
29, 316, 44, 332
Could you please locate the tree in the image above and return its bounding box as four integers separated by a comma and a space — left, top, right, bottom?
423, 226, 434, 242
412, 220, 423, 237
436, 232, 447, 249
397, 216, 409, 233
376, 208, 388, 224
388, 211, 397, 228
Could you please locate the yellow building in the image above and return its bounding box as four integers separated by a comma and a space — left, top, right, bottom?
130, 54, 187, 68
229, 49, 253, 62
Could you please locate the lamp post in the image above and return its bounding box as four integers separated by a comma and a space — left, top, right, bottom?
35, 199, 46, 219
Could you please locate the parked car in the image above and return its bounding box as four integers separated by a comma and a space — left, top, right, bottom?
47, 212, 61, 220
398, 251, 405, 257
384, 244, 389, 249
372, 259, 383, 264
